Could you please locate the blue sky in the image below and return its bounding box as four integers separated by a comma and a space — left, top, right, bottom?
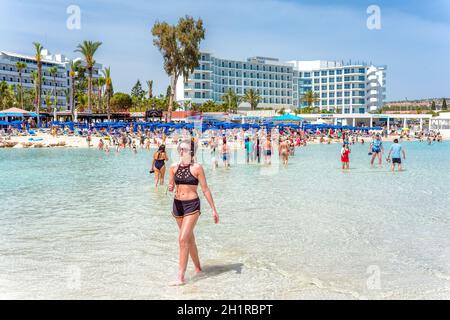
1, 0, 449, 100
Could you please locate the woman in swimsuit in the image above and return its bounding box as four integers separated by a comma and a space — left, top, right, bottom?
167, 140, 219, 286
152, 144, 169, 187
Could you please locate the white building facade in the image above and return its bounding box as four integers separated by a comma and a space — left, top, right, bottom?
177, 53, 386, 114
176, 53, 294, 110
0, 49, 102, 110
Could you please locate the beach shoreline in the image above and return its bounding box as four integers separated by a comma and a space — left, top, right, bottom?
1, 132, 448, 149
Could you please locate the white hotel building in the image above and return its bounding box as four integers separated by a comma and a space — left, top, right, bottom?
0, 49, 102, 110
176, 52, 386, 114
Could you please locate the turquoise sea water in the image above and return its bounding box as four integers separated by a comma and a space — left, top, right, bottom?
0, 142, 449, 299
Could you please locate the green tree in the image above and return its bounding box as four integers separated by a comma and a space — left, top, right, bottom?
0, 81, 14, 109
33, 42, 44, 125
431, 101, 436, 111
243, 89, 261, 110
75, 40, 102, 113
146, 80, 153, 99
221, 88, 241, 113
300, 90, 320, 113
131, 80, 146, 111
442, 98, 447, 111
15, 62, 27, 109
102, 67, 113, 120
110, 92, 131, 112
151, 15, 205, 121
277, 108, 286, 115
68, 60, 81, 119
49, 66, 58, 111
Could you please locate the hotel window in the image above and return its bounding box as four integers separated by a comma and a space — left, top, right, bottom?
244, 81, 247, 86
329, 92, 335, 98
344, 76, 350, 81
344, 68, 351, 74
329, 85, 335, 90
329, 100, 335, 105
321, 71, 327, 76
276, 98, 279, 103
358, 76, 365, 81
314, 71, 319, 77
314, 86, 320, 91
314, 79, 319, 84
321, 93, 327, 98
322, 100, 327, 106
251, 81, 254, 86
321, 85, 326, 90
359, 68, 365, 73
321, 78, 327, 83
329, 78, 335, 83
243, 64, 247, 69
304, 72, 311, 77
337, 99, 342, 104
344, 84, 350, 89
344, 99, 350, 104
329, 70, 335, 75
336, 77, 342, 82
344, 92, 350, 97
337, 92, 342, 97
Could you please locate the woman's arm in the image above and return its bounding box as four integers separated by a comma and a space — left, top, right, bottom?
167, 164, 176, 192
196, 165, 219, 224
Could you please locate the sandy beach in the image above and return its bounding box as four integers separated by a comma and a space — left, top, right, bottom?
2, 131, 447, 150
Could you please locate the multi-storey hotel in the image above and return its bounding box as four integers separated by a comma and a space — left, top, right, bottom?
0, 49, 102, 110
176, 52, 386, 113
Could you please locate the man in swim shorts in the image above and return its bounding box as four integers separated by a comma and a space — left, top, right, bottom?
386, 138, 406, 172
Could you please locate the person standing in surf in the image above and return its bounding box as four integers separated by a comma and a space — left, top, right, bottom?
341, 143, 351, 170
369, 134, 384, 166
167, 140, 219, 286
386, 139, 406, 172
151, 144, 169, 187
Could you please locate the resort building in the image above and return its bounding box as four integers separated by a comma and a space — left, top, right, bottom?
290, 60, 386, 113
176, 52, 386, 114
176, 53, 295, 110
0, 49, 102, 110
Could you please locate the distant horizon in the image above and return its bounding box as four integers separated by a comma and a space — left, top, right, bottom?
1, 0, 449, 101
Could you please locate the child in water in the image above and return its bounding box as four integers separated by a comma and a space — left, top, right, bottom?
341, 143, 351, 170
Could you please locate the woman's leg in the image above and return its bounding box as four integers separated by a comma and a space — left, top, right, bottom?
177, 213, 200, 283
160, 166, 166, 185
154, 169, 160, 187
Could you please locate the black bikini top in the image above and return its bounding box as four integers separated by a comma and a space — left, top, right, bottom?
174, 164, 199, 186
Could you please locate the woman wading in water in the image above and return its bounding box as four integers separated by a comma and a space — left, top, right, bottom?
167, 140, 219, 285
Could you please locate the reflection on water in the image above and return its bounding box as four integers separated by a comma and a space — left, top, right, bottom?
0, 142, 449, 299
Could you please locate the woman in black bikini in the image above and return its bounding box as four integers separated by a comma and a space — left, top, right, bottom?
152, 144, 169, 188
167, 140, 219, 286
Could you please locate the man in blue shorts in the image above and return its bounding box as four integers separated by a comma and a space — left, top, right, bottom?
386, 139, 406, 172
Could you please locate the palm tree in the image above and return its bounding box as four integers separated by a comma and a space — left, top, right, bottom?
146, 80, 153, 99
68, 60, 80, 120
96, 77, 105, 113
243, 89, 261, 110
49, 66, 58, 112
221, 88, 241, 113
15, 62, 27, 109
63, 88, 70, 110
300, 90, 320, 113
75, 40, 102, 113
102, 67, 112, 121
33, 42, 44, 126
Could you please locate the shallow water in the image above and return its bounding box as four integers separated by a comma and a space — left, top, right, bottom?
0, 142, 449, 299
